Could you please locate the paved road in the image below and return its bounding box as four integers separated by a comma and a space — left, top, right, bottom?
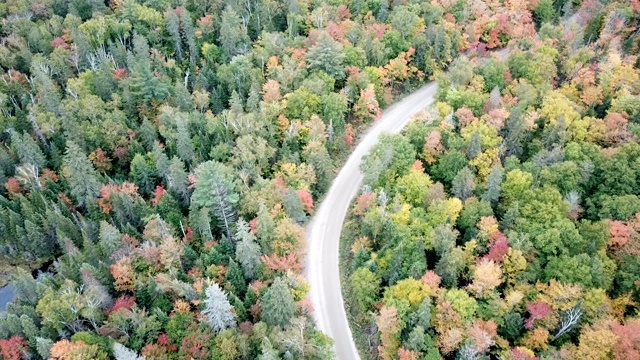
304, 83, 438, 360
305, 48, 509, 359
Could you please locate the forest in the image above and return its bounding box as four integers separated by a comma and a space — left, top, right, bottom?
0, 0, 638, 358
0, 0, 535, 358
341, 0, 640, 359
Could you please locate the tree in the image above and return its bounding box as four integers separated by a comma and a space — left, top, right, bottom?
524, 301, 553, 330
452, 167, 476, 201
552, 302, 583, 340
176, 120, 195, 164
432, 224, 459, 257
10, 130, 46, 169
63, 141, 101, 208
225, 258, 247, 296
466, 131, 481, 160
261, 277, 296, 328
305, 32, 346, 80
220, 7, 250, 60
235, 219, 261, 279
113, 343, 144, 360
191, 161, 239, 239
361, 134, 416, 187
468, 259, 503, 298
167, 157, 190, 202
396, 165, 433, 207
376, 306, 401, 360
232, 135, 276, 177
436, 247, 466, 288
611, 318, 640, 360
354, 84, 382, 122
389, 5, 424, 40
350, 267, 381, 315
202, 283, 237, 333
283, 187, 306, 223
0, 336, 27, 360
130, 153, 157, 195
482, 165, 503, 206
533, 0, 557, 28
296, 189, 314, 214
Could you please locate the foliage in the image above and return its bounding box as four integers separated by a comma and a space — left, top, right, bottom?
343, 6, 640, 357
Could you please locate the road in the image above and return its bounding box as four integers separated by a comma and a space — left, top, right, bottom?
305, 48, 510, 359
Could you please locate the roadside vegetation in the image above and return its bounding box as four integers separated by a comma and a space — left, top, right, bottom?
342, 1, 640, 359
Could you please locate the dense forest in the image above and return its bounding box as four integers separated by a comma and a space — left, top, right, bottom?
342, 1, 640, 359
0, 0, 552, 358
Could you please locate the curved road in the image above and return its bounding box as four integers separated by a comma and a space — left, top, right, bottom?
305, 49, 510, 359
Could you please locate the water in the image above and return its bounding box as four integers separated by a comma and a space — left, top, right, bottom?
0, 284, 15, 313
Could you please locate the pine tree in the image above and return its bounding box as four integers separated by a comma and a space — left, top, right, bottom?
176, 120, 195, 164
130, 153, 157, 195
305, 32, 346, 80
202, 283, 237, 333
466, 131, 481, 160
152, 142, 169, 179
63, 141, 101, 208
9, 130, 46, 169
191, 161, 239, 239
167, 157, 189, 202
166, 9, 183, 59
452, 167, 476, 201
482, 165, 503, 206
504, 106, 525, 158
113, 342, 144, 360
225, 258, 247, 296
235, 219, 261, 279
283, 187, 306, 223
127, 35, 169, 106
220, 6, 249, 61
261, 277, 295, 328
10, 268, 38, 305
303, 141, 332, 194
256, 203, 275, 252
138, 119, 158, 151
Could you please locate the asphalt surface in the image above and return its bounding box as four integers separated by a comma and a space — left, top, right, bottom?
305, 48, 510, 359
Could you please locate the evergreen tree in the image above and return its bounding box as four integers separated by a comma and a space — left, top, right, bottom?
220, 6, 249, 61
63, 141, 101, 208
235, 219, 261, 279
152, 142, 170, 179
261, 277, 296, 328
167, 157, 190, 202
138, 119, 158, 151
225, 258, 247, 296
283, 187, 306, 223
305, 32, 346, 80
130, 153, 157, 195
256, 203, 275, 252
10, 130, 46, 169
165, 9, 183, 59
482, 165, 503, 206
191, 161, 239, 239
466, 131, 481, 160
202, 283, 237, 333
176, 120, 195, 164
452, 167, 476, 201
113, 343, 144, 360
504, 106, 526, 158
